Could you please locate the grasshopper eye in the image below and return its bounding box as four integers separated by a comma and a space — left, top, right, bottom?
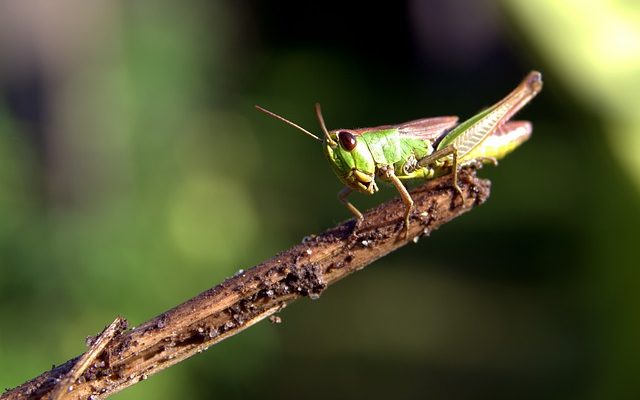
338, 130, 357, 151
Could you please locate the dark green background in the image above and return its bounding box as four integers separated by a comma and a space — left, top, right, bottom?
1, 1, 638, 399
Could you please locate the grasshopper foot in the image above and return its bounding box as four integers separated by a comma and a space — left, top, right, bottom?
450, 181, 465, 207
395, 209, 412, 240
400, 223, 409, 239
402, 214, 411, 239
454, 183, 463, 198
348, 217, 363, 241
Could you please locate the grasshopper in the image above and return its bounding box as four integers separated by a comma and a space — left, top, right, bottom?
257, 71, 542, 235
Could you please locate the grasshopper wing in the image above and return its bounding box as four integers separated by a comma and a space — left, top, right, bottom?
396, 116, 459, 139
349, 116, 458, 138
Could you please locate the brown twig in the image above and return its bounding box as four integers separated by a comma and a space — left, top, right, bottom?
1, 169, 490, 400
50, 318, 127, 400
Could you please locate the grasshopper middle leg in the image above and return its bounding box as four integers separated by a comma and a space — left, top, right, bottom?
378, 166, 414, 237
418, 145, 463, 197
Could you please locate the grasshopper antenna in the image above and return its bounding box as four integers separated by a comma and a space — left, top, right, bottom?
255, 105, 322, 142
315, 103, 337, 147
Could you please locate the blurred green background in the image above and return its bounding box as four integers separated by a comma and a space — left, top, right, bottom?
1, 1, 639, 399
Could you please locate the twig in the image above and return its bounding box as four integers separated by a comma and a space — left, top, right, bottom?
50, 317, 127, 400
1, 169, 490, 400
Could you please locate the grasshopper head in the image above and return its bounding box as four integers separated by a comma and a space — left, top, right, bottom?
254, 103, 378, 194
323, 129, 377, 194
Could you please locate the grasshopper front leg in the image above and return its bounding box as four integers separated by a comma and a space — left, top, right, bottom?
338, 186, 364, 230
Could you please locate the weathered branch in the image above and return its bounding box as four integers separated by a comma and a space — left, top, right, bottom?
2, 169, 490, 400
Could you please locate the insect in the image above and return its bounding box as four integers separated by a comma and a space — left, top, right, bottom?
256, 71, 542, 236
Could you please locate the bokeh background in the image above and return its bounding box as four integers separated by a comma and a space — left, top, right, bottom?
1, 1, 639, 399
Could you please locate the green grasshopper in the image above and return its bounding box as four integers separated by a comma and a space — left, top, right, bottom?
256, 71, 542, 235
